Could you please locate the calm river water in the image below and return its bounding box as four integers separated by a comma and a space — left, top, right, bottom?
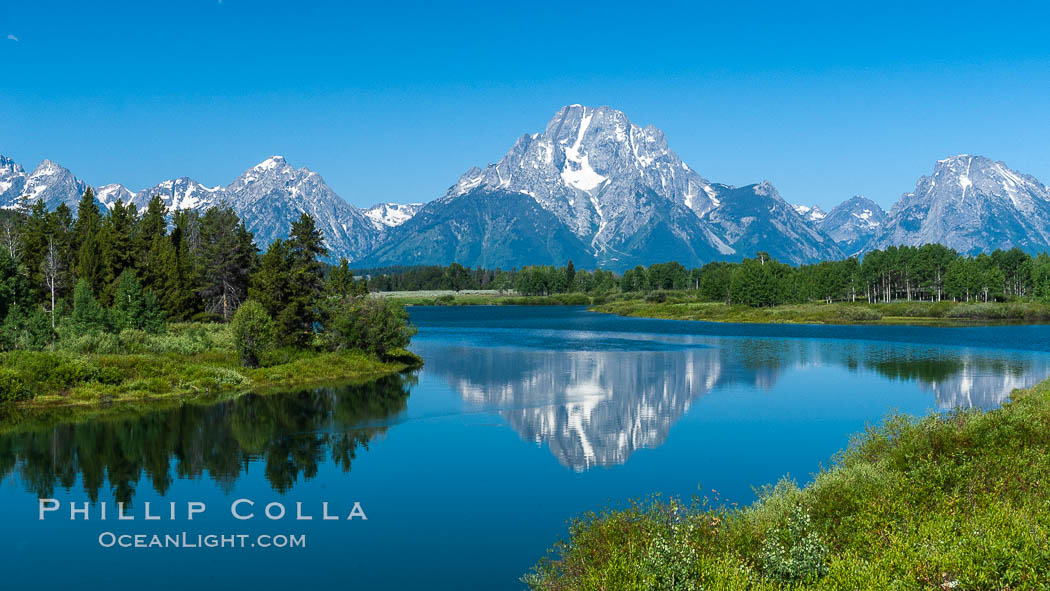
3, 306, 1050, 589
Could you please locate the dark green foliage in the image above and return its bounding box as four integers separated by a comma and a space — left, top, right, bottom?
199, 205, 257, 321
99, 200, 139, 302
0, 247, 28, 321
110, 271, 165, 333
443, 262, 471, 292
250, 213, 327, 348
230, 300, 274, 368
0, 369, 31, 401
0, 304, 55, 351
0, 374, 413, 500
69, 279, 106, 334
326, 257, 367, 298
323, 297, 418, 358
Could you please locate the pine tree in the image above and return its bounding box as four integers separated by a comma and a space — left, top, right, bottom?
283, 213, 327, 345
70, 279, 107, 334
111, 270, 165, 333
250, 239, 293, 337
100, 200, 139, 303
326, 257, 356, 299
199, 205, 257, 321
169, 210, 205, 320
73, 188, 102, 258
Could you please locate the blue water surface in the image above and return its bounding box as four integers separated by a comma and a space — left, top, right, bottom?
3, 306, 1050, 589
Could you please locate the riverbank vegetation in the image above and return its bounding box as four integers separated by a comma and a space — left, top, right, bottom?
362, 246, 1050, 324
593, 296, 1050, 324
360, 244, 1050, 306
0, 190, 418, 406
524, 378, 1050, 590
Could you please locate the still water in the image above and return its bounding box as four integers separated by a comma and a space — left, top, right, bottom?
3, 306, 1050, 589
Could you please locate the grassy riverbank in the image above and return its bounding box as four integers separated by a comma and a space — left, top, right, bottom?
0, 322, 420, 408
592, 294, 1050, 325
376, 290, 599, 306
524, 378, 1050, 590
377, 289, 1050, 325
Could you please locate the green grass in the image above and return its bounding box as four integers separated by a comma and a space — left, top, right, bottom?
0, 322, 421, 408
377, 291, 606, 306
524, 379, 1050, 590
591, 294, 1050, 326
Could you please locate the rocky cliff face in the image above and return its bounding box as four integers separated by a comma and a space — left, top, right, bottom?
368, 105, 842, 269
818, 196, 887, 256
875, 155, 1050, 254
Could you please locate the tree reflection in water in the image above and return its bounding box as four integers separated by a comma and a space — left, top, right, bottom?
0, 373, 415, 505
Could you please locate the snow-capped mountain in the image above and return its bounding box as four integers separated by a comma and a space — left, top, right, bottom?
95, 184, 136, 209
818, 196, 887, 256
364, 202, 423, 230
874, 155, 1050, 254
130, 178, 226, 212
792, 204, 827, 223
362, 105, 843, 269
8, 139, 1050, 269
0, 156, 27, 206
221, 156, 378, 260
0, 153, 388, 261
705, 182, 842, 263
0, 158, 90, 211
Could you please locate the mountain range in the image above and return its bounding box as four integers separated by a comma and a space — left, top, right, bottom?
3, 105, 1049, 269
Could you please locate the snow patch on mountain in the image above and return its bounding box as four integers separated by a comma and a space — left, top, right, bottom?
364, 202, 423, 230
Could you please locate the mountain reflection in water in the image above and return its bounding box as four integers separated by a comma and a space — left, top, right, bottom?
417, 335, 1049, 471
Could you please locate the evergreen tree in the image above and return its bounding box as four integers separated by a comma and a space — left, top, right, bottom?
250, 239, 293, 321
0, 247, 28, 321
0, 303, 55, 351
70, 279, 107, 334
100, 200, 139, 302
444, 262, 470, 292
326, 257, 357, 299
283, 213, 327, 345
168, 210, 205, 320
199, 205, 257, 321
111, 270, 165, 333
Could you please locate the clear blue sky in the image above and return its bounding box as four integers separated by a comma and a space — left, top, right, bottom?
1, 0, 1048, 210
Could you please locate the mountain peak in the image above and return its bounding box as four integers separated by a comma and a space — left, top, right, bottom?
253, 155, 288, 171
33, 158, 66, 176
0, 155, 24, 176
877, 156, 1050, 254
792, 203, 827, 222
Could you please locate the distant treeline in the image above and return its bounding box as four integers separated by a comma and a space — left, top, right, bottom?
358, 244, 1050, 306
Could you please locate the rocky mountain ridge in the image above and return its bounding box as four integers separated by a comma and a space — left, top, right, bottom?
4, 108, 1050, 267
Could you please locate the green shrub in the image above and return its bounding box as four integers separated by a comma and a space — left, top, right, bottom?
0, 369, 31, 401
58, 332, 121, 354
434, 294, 455, 305
759, 505, 829, 583
834, 306, 882, 321
52, 359, 101, 387
230, 300, 275, 368
323, 297, 417, 358
96, 366, 124, 385
645, 290, 669, 303
117, 328, 150, 353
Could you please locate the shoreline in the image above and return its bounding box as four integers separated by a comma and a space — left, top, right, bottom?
1, 347, 422, 412
524, 376, 1050, 589
378, 290, 1050, 327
